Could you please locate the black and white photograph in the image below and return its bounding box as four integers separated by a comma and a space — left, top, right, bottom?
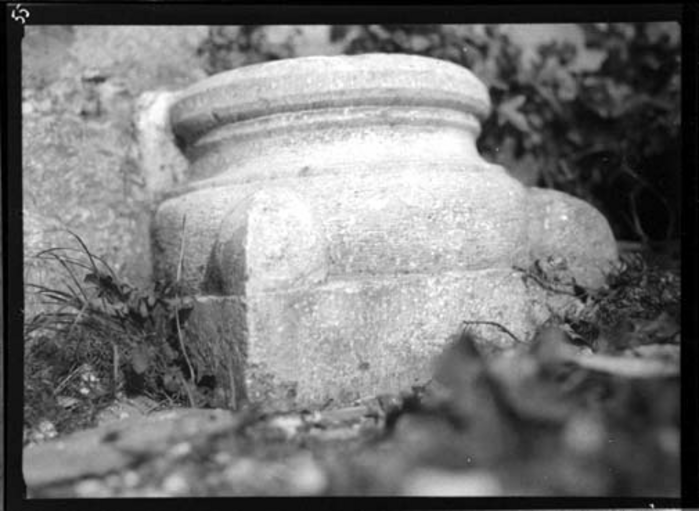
2, 4, 693, 504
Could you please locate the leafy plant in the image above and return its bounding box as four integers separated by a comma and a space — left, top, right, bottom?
24, 231, 199, 438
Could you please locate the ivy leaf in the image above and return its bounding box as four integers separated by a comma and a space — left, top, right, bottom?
498, 95, 530, 132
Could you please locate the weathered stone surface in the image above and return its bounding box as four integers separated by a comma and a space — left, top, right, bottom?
22, 27, 208, 316
149, 54, 619, 410
185, 269, 535, 411
69, 26, 209, 92
170, 53, 490, 150
134, 91, 189, 196
526, 188, 618, 288
153, 167, 531, 294
23, 408, 237, 489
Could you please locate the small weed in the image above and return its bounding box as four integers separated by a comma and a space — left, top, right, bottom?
527, 250, 681, 354
24, 231, 200, 442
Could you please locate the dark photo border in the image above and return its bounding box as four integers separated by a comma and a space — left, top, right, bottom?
2, 2, 696, 510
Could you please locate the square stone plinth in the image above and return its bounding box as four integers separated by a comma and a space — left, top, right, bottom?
183, 268, 536, 411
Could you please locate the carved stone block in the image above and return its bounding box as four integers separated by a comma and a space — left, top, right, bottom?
150, 54, 618, 409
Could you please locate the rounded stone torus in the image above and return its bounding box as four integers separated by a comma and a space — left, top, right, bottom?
150, 53, 618, 410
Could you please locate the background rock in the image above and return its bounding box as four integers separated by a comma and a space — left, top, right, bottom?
22, 26, 209, 316
23, 408, 237, 489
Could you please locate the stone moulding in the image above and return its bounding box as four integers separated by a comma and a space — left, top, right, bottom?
149, 53, 618, 410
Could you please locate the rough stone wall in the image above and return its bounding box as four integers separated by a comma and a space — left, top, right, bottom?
22, 26, 209, 316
